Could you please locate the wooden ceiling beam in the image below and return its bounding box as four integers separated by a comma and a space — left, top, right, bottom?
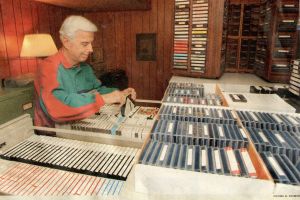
34, 0, 151, 11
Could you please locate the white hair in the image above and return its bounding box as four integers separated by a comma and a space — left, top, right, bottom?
59, 15, 97, 39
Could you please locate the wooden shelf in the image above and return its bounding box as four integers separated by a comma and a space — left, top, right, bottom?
172, 0, 227, 79
225, 1, 259, 73
254, 0, 299, 83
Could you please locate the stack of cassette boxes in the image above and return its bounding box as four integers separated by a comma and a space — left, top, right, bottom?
139, 82, 265, 181
138, 80, 300, 194
162, 82, 222, 106
289, 59, 300, 96
58, 104, 158, 142
236, 110, 300, 185
140, 105, 258, 178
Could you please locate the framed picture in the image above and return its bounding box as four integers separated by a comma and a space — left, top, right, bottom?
136, 33, 156, 61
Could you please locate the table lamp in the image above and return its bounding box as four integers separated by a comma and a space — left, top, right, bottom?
20, 33, 58, 58
6, 34, 59, 88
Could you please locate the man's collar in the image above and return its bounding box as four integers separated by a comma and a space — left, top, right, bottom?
58, 49, 77, 69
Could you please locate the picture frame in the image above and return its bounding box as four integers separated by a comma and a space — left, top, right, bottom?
136, 33, 156, 61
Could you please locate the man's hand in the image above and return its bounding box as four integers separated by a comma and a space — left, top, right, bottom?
121, 88, 137, 100
101, 88, 137, 105
101, 90, 126, 105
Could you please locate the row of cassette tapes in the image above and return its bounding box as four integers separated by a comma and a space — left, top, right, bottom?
271, 1, 298, 74
139, 140, 257, 178
277, 18, 297, 33
254, 0, 272, 75
173, 0, 190, 69
236, 110, 300, 132
250, 85, 275, 94
164, 85, 205, 97
278, 1, 299, 13
276, 33, 296, 48
246, 127, 300, 164
260, 151, 300, 185
167, 82, 205, 90
0, 135, 139, 180
150, 120, 248, 148
158, 105, 238, 125
190, 0, 208, 73
227, 4, 240, 36
66, 104, 124, 134
66, 105, 157, 141
240, 39, 257, 69
289, 60, 300, 96
0, 162, 124, 196
271, 62, 290, 73
242, 4, 259, 36
225, 38, 238, 68
162, 94, 222, 106
70, 114, 123, 135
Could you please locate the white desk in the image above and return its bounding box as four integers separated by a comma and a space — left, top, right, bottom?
223, 92, 296, 113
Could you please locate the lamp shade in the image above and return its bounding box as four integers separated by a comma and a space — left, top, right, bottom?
20, 34, 58, 57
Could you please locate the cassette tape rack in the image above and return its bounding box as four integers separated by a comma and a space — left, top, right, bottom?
134, 80, 300, 197
172, 0, 227, 78
255, 0, 299, 83
236, 109, 300, 188
225, 1, 260, 73
289, 59, 300, 96
135, 83, 269, 197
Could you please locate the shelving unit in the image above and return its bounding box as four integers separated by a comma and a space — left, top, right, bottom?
289, 59, 300, 96
172, 0, 227, 78
220, 0, 229, 73
255, 0, 299, 83
225, 0, 260, 73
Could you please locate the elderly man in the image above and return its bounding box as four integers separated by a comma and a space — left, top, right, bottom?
34, 15, 136, 128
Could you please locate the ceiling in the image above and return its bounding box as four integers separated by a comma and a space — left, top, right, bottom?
34, 0, 151, 11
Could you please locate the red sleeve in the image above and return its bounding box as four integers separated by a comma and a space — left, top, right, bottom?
37, 58, 105, 122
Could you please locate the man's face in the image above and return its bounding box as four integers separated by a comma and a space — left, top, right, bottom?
63, 30, 94, 64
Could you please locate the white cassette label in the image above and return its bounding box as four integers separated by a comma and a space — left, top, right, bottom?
274, 133, 286, 144
287, 116, 299, 125
173, 107, 177, 114
218, 126, 224, 137
203, 124, 208, 136
205, 109, 209, 116
217, 110, 223, 118
272, 114, 283, 123
231, 111, 237, 119
232, 94, 240, 100
214, 150, 221, 170
226, 148, 240, 175
249, 112, 258, 121
239, 128, 247, 139
187, 148, 193, 166
241, 150, 257, 178
201, 149, 207, 167
267, 156, 285, 176
168, 123, 173, 133
258, 131, 269, 143
159, 145, 168, 161
188, 124, 193, 135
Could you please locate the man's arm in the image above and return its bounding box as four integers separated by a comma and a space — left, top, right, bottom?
38, 60, 105, 122
88, 67, 136, 103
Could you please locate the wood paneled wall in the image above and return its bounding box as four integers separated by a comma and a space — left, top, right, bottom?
0, 0, 173, 100
84, 0, 174, 100
0, 0, 77, 79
